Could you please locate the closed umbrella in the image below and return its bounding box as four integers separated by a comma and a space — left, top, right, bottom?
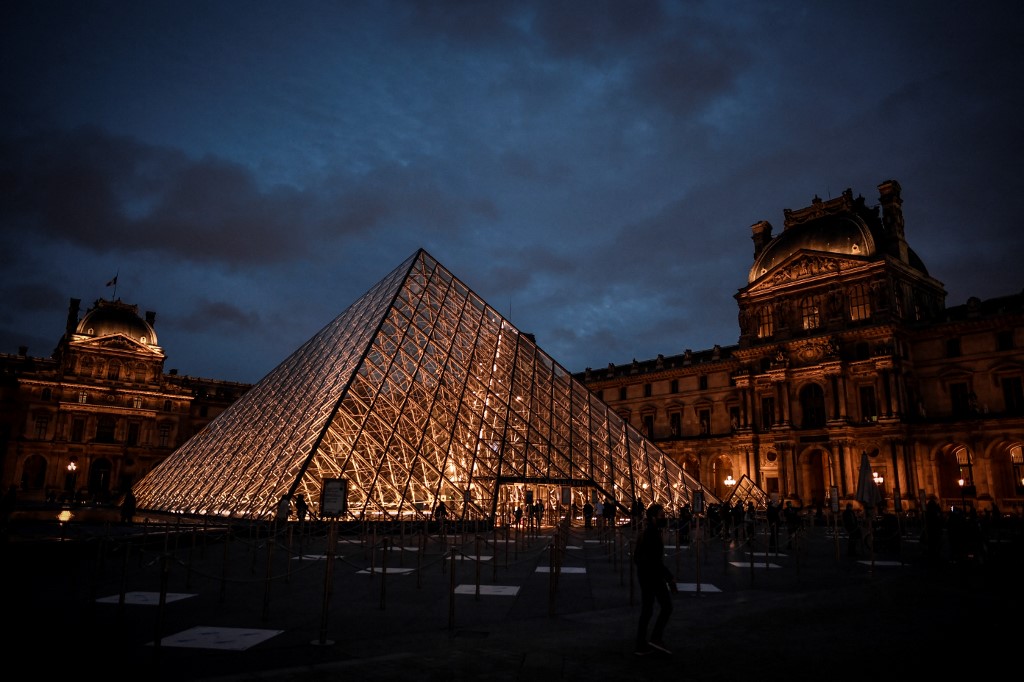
855, 452, 882, 511
854, 451, 882, 570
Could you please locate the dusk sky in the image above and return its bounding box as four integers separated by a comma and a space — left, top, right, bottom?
2, 1, 1022, 385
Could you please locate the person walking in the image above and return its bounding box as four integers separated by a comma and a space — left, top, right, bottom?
842, 503, 861, 558
120, 488, 137, 524
633, 503, 677, 656
276, 494, 291, 524
294, 494, 309, 525
766, 499, 781, 552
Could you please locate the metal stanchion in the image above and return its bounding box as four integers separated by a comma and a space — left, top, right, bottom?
380, 537, 388, 609
314, 519, 337, 645
448, 548, 457, 630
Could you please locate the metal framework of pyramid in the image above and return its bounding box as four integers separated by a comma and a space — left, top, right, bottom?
133, 249, 711, 523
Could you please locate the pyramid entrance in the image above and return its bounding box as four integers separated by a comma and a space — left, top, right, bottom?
133, 249, 713, 524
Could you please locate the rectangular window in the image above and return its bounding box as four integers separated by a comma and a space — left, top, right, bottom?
132, 396, 143, 409
126, 422, 140, 446
158, 424, 171, 448
859, 386, 877, 422
619, 386, 627, 401
1002, 376, 1024, 414
670, 412, 681, 437
699, 375, 708, 390
801, 297, 820, 330
643, 383, 652, 398
643, 414, 654, 438
70, 418, 85, 443
997, 330, 1013, 351
757, 307, 774, 338
849, 284, 871, 321
729, 406, 740, 431
595, 389, 603, 401
698, 408, 710, 435
946, 337, 961, 358
760, 397, 775, 431
34, 415, 49, 439
670, 379, 679, 394
950, 382, 971, 416
78, 391, 88, 404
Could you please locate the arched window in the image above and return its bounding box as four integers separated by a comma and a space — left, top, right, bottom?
1012, 445, 1024, 495
955, 445, 974, 491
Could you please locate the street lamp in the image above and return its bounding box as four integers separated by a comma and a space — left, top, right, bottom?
65, 460, 78, 500
957, 478, 966, 512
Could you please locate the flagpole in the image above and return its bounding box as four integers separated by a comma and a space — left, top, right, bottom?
106, 271, 119, 300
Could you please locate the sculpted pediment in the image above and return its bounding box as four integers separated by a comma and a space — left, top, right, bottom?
71, 334, 162, 357
748, 252, 868, 293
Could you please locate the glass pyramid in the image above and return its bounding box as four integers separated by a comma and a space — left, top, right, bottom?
133, 249, 712, 523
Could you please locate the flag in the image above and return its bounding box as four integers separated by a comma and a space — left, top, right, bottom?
106, 276, 118, 287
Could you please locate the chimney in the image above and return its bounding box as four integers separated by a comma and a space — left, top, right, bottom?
66, 298, 81, 337
751, 221, 773, 257
878, 179, 908, 263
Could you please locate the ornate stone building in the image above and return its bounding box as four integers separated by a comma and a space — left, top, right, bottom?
577, 180, 1024, 515
3, 180, 1021, 517
0, 297, 251, 502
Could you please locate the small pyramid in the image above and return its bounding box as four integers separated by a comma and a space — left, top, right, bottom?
133, 249, 709, 521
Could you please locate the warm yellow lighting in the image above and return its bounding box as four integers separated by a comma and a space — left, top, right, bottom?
67, 461, 77, 472
724, 475, 736, 487
872, 471, 883, 485
57, 510, 73, 523
958, 478, 965, 488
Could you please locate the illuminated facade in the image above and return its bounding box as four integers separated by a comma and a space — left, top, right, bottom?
6, 180, 1021, 520
0, 298, 250, 502
579, 180, 1024, 515
132, 250, 708, 522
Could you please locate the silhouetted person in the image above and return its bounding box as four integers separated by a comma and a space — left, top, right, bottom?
842, 503, 860, 558
784, 500, 801, 548
766, 500, 781, 552
634, 503, 677, 655
677, 503, 692, 546
731, 501, 745, 541
924, 498, 943, 562
294, 494, 309, 524
120, 489, 136, 524
603, 498, 617, 530
276, 494, 291, 524
744, 501, 756, 541
435, 501, 448, 534
583, 500, 594, 529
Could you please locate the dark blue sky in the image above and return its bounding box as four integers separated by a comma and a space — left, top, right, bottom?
2, 1, 1022, 384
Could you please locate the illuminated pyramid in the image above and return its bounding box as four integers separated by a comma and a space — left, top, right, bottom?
134, 249, 709, 522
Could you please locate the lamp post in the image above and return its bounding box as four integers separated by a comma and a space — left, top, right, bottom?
958, 478, 966, 512
65, 461, 78, 500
